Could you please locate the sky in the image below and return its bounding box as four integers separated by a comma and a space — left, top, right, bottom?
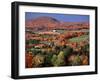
25, 12, 89, 22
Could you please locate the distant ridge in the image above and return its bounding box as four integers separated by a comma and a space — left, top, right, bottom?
25, 16, 89, 31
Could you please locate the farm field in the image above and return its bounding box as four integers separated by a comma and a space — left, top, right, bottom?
69, 35, 89, 42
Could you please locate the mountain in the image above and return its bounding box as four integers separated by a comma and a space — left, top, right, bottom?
26, 16, 60, 31
25, 16, 89, 31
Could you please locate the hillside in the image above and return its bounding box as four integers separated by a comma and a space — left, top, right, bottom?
25, 16, 89, 32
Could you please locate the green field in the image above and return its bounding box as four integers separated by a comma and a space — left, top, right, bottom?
68, 35, 89, 42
